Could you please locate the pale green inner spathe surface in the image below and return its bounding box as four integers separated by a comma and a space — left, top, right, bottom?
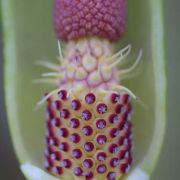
1, 0, 166, 179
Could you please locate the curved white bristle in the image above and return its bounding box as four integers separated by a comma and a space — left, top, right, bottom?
35, 60, 59, 71
107, 44, 131, 62
35, 88, 60, 110
113, 84, 137, 100
106, 44, 132, 69
120, 49, 143, 75
57, 40, 64, 62
42, 72, 62, 77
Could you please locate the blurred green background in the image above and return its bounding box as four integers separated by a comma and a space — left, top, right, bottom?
0, 0, 180, 179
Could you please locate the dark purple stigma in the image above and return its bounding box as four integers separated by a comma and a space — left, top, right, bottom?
58, 128, 69, 138
97, 103, 108, 114
82, 126, 93, 136
115, 104, 123, 114
96, 135, 107, 145
109, 114, 119, 124
96, 119, 106, 129
85, 93, 96, 104
71, 99, 81, 110
109, 128, 120, 138
110, 158, 120, 167
60, 109, 70, 119
82, 110, 92, 121
111, 93, 120, 104
51, 117, 61, 127
83, 159, 94, 168
85, 171, 94, 179
97, 164, 107, 174
70, 118, 80, 128
70, 133, 81, 143
50, 151, 61, 161
58, 90, 67, 100
52, 100, 62, 110
53, 166, 63, 175
107, 172, 116, 180
97, 152, 107, 162
62, 159, 72, 168
72, 149, 83, 159
74, 167, 83, 176
84, 142, 94, 152
109, 144, 119, 154
59, 142, 69, 152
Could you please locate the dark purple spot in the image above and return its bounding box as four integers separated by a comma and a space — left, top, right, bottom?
115, 104, 123, 114
46, 126, 54, 137
97, 152, 107, 162
51, 117, 61, 127
111, 93, 120, 104
109, 144, 119, 154
70, 133, 81, 143
120, 163, 129, 173
44, 146, 54, 156
85, 171, 94, 179
58, 89, 67, 100
48, 137, 59, 146
71, 99, 81, 110
122, 94, 130, 104
125, 143, 132, 152
46, 107, 54, 119
84, 142, 94, 152
85, 93, 96, 104
46, 120, 52, 129
70, 118, 80, 128
110, 158, 120, 167
45, 157, 53, 170
97, 103, 108, 114
82, 110, 92, 121
72, 149, 82, 159
118, 118, 127, 130
83, 159, 93, 168
59, 142, 69, 152
107, 172, 116, 180
109, 114, 118, 124
118, 136, 125, 146
96, 135, 107, 145
97, 164, 107, 174
60, 109, 70, 119
125, 129, 132, 139
44, 92, 52, 103
45, 136, 51, 144
96, 119, 106, 129
74, 167, 83, 176
52, 100, 62, 110
127, 154, 133, 165
82, 126, 93, 136
58, 128, 69, 138
50, 151, 61, 161
125, 104, 132, 113
53, 166, 63, 175
109, 128, 120, 138
62, 159, 72, 168
118, 150, 126, 159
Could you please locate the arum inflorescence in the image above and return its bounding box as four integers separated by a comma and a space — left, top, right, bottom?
1, 0, 166, 180
34, 0, 144, 179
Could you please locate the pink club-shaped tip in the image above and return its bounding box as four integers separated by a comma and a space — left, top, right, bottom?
54, 0, 127, 41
